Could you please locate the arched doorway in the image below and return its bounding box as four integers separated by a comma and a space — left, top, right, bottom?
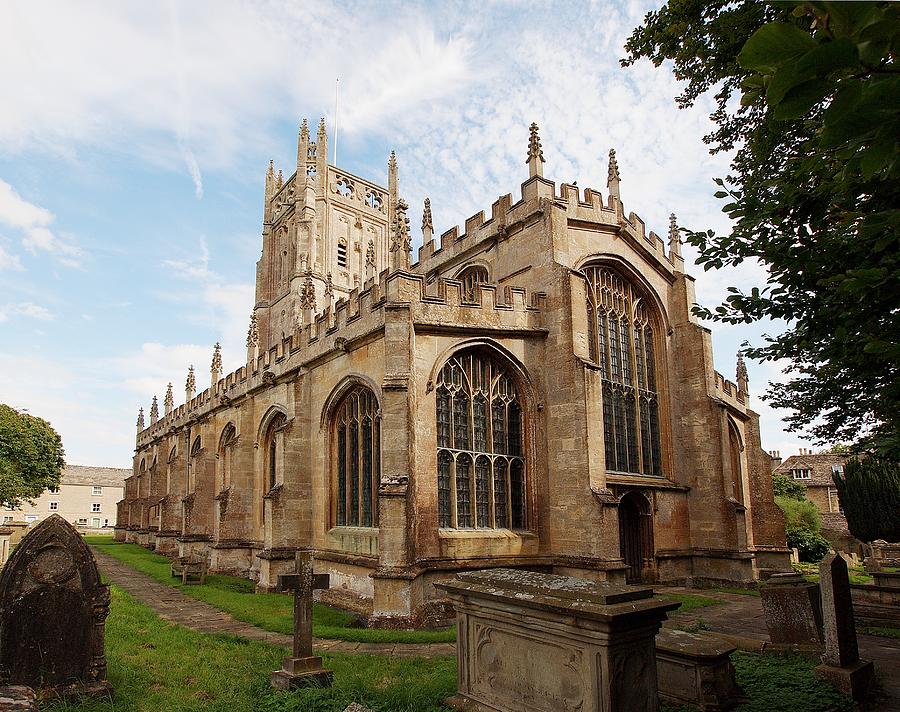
618, 491, 653, 583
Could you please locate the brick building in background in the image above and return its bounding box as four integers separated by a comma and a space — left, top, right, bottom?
771, 449, 860, 554
2, 465, 128, 543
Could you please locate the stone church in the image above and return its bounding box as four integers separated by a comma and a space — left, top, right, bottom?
117, 119, 789, 625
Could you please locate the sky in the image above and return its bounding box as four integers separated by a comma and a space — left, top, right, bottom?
0, 0, 809, 468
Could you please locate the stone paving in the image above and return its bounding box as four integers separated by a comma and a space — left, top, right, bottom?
90, 547, 455, 659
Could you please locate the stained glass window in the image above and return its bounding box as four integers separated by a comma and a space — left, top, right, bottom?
334, 386, 381, 526
435, 349, 527, 529
584, 265, 663, 476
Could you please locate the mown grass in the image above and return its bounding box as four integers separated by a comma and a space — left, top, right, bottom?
660, 591, 724, 613
85, 536, 455, 644
45, 586, 850, 712
44, 587, 456, 712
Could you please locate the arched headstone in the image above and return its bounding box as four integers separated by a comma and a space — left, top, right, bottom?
0, 515, 112, 700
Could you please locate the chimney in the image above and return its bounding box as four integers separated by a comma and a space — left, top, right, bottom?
770, 450, 782, 469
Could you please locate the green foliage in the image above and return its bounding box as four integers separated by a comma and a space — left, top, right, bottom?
0, 403, 64, 508
776, 495, 830, 561
623, 2, 900, 458
86, 537, 456, 644
832, 456, 900, 542
772, 473, 807, 500
661, 592, 724, 612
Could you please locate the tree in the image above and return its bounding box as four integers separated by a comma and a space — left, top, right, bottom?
775, 494, 831, 561
833, 457, 900, 542
0, 404, 65, 508
623, 2, 900, 458
773, 472, 807, 500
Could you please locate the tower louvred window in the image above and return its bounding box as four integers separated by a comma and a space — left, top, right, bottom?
458, 265, 489, 303
334, 386, 380, 527
584, 265, 663, 477
435, 349, 527, 529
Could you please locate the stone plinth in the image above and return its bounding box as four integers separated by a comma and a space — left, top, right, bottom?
655, 629, 746, 711
436, 568, 679, 712
760, 572, 823, 647
872, 571, 900, 590
270, 655, 333, 690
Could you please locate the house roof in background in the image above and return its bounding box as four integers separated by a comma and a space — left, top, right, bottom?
61, 465, 130, 488
774, 454, 848, 487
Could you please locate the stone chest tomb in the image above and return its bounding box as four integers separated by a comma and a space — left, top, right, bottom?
0, 515, 111, 700
436, 568, 679, 712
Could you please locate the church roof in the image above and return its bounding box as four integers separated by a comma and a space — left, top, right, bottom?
61, 465, 130, 488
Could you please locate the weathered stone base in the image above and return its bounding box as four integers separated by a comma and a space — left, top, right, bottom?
124, 528, 141, 544
177, 535, 211, 560
135, 530, 150, 547
35, 680, 113, 704
270, 656, 333, 690
256, 548, 298, 591
814, 659, 875, 701
112, 527, 126, 543
153, 532, 180, 556
209, 541, 259, 576
444, 694, 495, 711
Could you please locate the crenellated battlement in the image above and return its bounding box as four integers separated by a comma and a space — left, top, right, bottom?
713, 370, 747, 407
136, 269, 545, 447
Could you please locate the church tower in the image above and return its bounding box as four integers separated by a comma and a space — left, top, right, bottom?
252, 119, 395, 350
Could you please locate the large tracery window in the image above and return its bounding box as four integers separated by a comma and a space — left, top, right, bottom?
436, 349, 527, 529
334, 386, 381, 527
263, 413, 287, 493
458, 265, 489, 303
218, 424, 236, 491
585, 265, 663, 477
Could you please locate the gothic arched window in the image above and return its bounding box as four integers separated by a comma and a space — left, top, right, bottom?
263, 413, 287, 493
436, 348, 526, 529
728, 420, 744, 503
188, 436, 202, 492
333, 386, 381, 527
458, 265, 489, 303
584, 265, 663, 476
218, 424, 237, 491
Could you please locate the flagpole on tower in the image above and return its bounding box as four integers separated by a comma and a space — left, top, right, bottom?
333, 78, 340, 167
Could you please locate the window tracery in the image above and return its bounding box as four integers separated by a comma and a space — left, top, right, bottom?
218, 424, 236, 491
333, 386, 380, 527
436, 349, 526, 529
457, 265, 489, 303
584, 265, 662, 476
263, 413, 287, 493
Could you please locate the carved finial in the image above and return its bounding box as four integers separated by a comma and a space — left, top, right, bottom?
210, 341, 222, 379
526, 122, 545, 178
318, 117, 327, 135
150, 395, 159, 424
275, 169, 284, 191
607, 148, 621, 200
324, 272, 334, 299
390, 198, 411, 271
422, 197, 433, 241
668, 213, 682, 260
137, 407, 145, 432
185, 365, 196, 394
267, 159, 275, 177
300, 118, 309, 141
736, 353, 749, 391
246, 312, 259, 348
365, 239, 376, 280
164, 382, 174, 415
388, 150, 397, 173
300, 271, 316, 311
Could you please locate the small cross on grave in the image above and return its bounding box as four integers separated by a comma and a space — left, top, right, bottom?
270, 549, 333, 690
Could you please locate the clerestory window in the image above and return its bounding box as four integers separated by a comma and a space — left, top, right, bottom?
457, 265, 489, 303
584, 265, 663, 477
436, 349, 526, 530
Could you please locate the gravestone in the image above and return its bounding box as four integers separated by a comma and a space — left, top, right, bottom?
0, 515, 112, 701
813, 554, 874, 701
760, 572, 823, 647
270, 549, 332, 690
436, 568, 679, 712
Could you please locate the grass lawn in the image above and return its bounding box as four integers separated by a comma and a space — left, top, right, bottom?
44, 587, 456, 712
659, 591, 724, 613
84, 536, 455, 644
860, 625, 900, 639
712, 586, 762, 597
45, 585, 851, 712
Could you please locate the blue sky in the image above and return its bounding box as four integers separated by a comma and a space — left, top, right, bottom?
0, 0, 806, 467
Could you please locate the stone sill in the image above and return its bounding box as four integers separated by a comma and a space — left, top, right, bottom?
438, 528, 536, 541
607, 474, 688, 491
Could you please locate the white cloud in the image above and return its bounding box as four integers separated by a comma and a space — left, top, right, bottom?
0, 301, 54, 322
162, 236, 213, 280
0, 179, 83, 267
0, 243, 23, 271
